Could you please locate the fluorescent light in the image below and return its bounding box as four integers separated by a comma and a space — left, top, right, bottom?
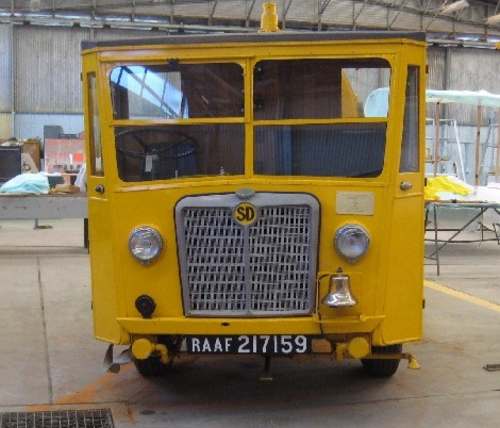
440, 0, 469, 14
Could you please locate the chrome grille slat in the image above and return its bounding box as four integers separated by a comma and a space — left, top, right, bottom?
176, 193, 319, 316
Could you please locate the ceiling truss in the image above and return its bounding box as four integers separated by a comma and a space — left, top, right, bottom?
0, 0, 499, 40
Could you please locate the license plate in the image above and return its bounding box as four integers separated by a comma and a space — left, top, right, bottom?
186, 335, 311, 355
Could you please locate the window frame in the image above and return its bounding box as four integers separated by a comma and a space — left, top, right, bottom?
399, 65, 420, 173
87, 72, 104, 177
250, 56, 393, 179
107, 60, 247, 126
113, 124, 246, 182
252, 57, 392, 122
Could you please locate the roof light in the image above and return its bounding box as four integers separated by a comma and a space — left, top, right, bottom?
486, 14, 500, 26
440, 0, 469, 15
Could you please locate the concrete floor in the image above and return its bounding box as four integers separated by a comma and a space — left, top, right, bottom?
1, 219, 500, 427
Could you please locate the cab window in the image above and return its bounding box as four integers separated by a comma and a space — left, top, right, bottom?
110, 62, 245, 182
253, 58, 391, 178
400, 66, 420, 172
87, 72, 104, 176
110, 62, 244, 120
115, 125, 244, 182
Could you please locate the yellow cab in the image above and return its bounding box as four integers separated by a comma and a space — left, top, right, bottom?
81, 3, 425, 379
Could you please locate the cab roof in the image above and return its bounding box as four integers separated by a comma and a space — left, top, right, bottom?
81, 31, 426, 51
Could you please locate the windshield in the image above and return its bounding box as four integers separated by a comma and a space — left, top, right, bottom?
253, 58, 390, 178
110, 62, 245, 182
115, 125, 244, 182
110, 62, 244, 120
109, 58, 390, 182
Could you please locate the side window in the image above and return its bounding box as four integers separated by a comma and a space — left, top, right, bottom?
400, 66, 419, 172
87, 72, 104, 176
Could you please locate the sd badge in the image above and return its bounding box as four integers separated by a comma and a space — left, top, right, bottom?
233, 202, 258, 226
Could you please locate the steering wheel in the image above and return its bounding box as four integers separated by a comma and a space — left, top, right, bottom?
116, 127, 198, 160
116, 127, 198, 180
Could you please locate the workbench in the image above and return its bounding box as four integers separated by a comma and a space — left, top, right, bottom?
0, 193, 88, 248
425, 200, 500, 275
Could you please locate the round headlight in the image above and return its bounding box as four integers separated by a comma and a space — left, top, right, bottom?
129, 226, 164, 264
335, 224, 370, 262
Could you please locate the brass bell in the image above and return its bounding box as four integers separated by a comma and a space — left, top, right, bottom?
323, 271, 357, 308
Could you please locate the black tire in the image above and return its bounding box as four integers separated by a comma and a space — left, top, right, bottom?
133, 355, 171, 377
361, 344, 402, 378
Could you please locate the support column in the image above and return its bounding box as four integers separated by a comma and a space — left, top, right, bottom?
433, 103, 440, 176
496, 109, 500, 183
0, 24, 13, 139
11, 23, 15, 138
475, 105, 483, 186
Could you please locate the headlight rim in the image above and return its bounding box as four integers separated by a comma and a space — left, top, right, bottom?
128, 225, 164, 265
334, 223, 370, 263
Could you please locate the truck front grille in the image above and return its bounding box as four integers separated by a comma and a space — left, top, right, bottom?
176, 193, 319, 316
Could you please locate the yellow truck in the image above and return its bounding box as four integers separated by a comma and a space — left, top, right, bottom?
81, 13, 425, 378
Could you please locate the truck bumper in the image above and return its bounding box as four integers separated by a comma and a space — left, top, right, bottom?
117, 314, 385, 337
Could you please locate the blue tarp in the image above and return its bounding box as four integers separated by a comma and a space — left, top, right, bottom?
0, 173, 50, 194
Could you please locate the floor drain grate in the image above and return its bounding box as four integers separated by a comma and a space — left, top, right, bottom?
0, 409, 114, 428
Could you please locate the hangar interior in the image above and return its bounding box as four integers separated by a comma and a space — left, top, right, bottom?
1, 0, 500, 182
0, 1, 500, 427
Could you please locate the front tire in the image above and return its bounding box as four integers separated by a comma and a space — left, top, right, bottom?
361, 344, 402, 378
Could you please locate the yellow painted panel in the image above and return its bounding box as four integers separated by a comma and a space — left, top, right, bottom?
88, 198, 125, 343
83, 54, 127, 344
378, 196, 424, 344
117, 315, 385, 335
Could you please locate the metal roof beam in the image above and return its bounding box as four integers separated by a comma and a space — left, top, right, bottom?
245, 0, 257, 27
208, 0, 218, 25
388, 0, 410, 28
170, 0, 175, 24
319, 0, 334, 14
281, 0, 293, 29
347, 0, 499, 30
353, 0, 369, 28
2, 0, 500, 33
131, 0, 136, 21
317, 0, 333, 30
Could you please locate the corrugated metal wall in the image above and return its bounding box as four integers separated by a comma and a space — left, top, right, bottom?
13, 26, 151, 115
0, 25, 12, 113
426, 47, 445, 121
425, 47, 500, 125
14, 26, 90, 113
1, 24, 500, 135
427, 47, 446, 90
447, 48, 500, 125
14, 113, 84, 141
